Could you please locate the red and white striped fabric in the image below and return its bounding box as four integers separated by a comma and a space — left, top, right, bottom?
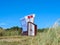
25, 14, 35, 23
27, 15, 33, 19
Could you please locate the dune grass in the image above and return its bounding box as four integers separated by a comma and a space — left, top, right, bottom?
0, 27, 60, 45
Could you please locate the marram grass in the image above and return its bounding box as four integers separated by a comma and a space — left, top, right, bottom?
0, 27, 60, 45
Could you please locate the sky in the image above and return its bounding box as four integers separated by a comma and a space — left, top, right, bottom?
0, 0, 60, 29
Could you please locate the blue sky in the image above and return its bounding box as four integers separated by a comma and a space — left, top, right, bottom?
0, 0, 60, 29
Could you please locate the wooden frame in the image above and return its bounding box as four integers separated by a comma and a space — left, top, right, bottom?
27, 22, 37, 36
21, 22, 37, 36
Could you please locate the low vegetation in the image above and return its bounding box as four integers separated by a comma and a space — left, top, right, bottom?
0, 26, 22, 36
0, 26, 60, 45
